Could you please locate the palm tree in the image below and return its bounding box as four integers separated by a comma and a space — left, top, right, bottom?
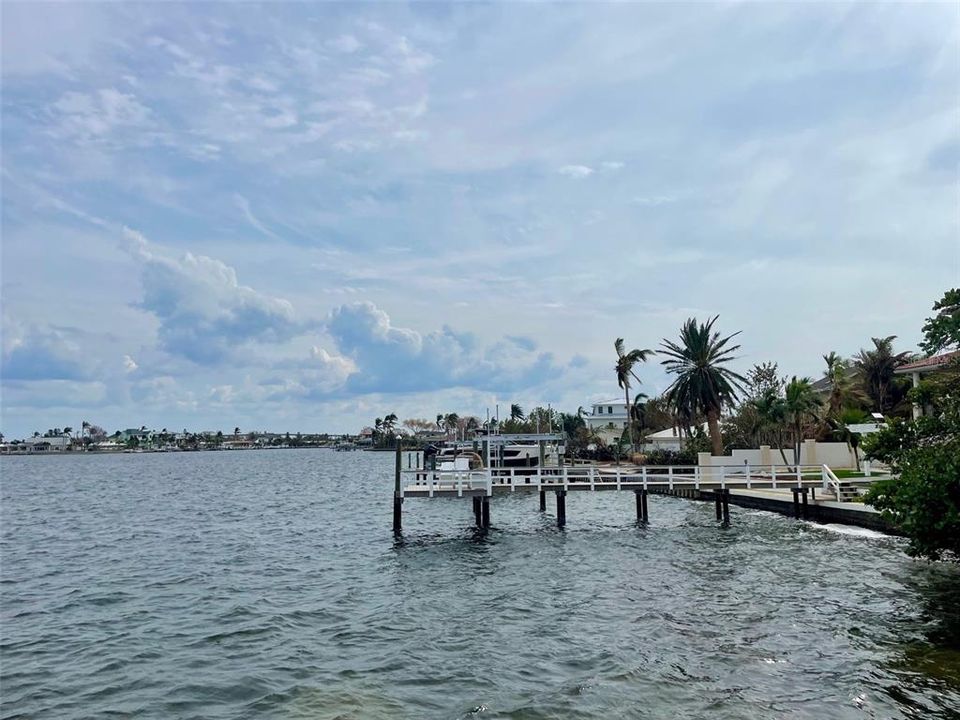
783, 376, 822, 465
510, 404, 525, 422
444, 413, 460, 439
383, 413, 398, 437
436, 414, 445, 431
233, 426, 240, 437
750, 390, 790, 466
854, 336, 912, 413
660, 316, 746, 457
830, 408, 870, 472
615, 338, 654, 453
631, 391, 648, 449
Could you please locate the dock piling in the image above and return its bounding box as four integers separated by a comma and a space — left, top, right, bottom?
556, 490, 567, 527
791, 488, 801, 518
393, 442, 403, 532
481, 497, 491, 529
801, 488, 809, 520
539, 489, 546, 512
393, 496, 403, 532
715, 492, 723, 521
473, 496, 482, 527
722, 489, 730, 525
635, 489, 649, 523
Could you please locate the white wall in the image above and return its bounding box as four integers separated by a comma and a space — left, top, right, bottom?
703, 441, 860, 469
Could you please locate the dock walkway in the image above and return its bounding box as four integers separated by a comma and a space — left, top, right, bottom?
391, 448, 888, 532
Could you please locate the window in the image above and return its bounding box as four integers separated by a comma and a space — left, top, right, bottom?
608, 406, 613, 414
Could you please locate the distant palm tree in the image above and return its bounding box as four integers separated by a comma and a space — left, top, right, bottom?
436, 414, 445, 431
233, 426, 240, 437
751, 390, 790, 466
830, 408, 870, 471
783, 376, 822, 465
854, 336, 912, 413
510, 404, 525, 422
444, 413, 460, 439
631, 392, 648, 448
383, 413, 398, 436
660, 316, 746, 457
615, 338, 654, 453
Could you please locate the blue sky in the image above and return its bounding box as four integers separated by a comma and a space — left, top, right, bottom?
2, 2, 958, 437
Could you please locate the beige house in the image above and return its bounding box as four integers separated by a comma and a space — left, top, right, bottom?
895, 349, 959, 419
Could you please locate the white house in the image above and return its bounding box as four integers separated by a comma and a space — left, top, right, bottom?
585, 399, 629, 443
641, 422, 709, 452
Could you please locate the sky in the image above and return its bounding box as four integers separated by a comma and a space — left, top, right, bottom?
1, 2, 958, 438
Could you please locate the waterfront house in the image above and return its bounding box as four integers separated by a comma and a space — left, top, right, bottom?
584, 400, 629, 444
894, 349, 960, 418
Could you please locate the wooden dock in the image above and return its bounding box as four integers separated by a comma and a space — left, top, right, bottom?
391, 446, 878, 531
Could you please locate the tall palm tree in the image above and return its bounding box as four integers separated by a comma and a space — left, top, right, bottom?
751, 390, 790, 467
854, 336, 912, 413
436, 414, 445, 431
631, 392, 648, 449
660, 316, 746, 457
783, 376, 822, 465
510, 404, 525, 422
615, 338, 654, 453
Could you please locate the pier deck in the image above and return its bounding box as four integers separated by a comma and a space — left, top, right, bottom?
392, 449, 885, 531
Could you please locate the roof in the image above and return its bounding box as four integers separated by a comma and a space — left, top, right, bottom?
592, 399, 626, 406
644, 422, 709, 440
895, 349, 960, 373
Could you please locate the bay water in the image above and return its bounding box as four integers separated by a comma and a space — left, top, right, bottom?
2, 450, 959, 719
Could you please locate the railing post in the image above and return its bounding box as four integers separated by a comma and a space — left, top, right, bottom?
668, 465, 674, 490
642, 465, 647, 490
616, 466, 621, 491
796, 464, 802, 487
771, 464, 777, 489
821, 465, 828, 494
745, 462, 751, 489
720, 465, 725, 491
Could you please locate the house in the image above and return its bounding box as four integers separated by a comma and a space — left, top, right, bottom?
895, 349, 960, 418
584, 399, 629, 443
641, 422, 709, 452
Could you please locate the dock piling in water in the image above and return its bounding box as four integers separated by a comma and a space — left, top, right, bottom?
539, 489, 546, 512
556, 490, 567, 527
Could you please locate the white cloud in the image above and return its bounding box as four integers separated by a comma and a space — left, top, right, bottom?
601, 160, 625, 170
558, 165, 594, 178
122, 228, 307, 364
122, 355, 139, 373
51, 88, 151, 139
327, 34, 362, 53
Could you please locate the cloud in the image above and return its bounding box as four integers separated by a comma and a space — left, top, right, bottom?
51, 88, 151, 139
1, 321, 96, 382
601, 161, 625, 170
234, 194, 281, 240
327, 34, 362, 53
630, 195, 677, 206
558, 165, 594, 178
123, 228, 308, 364
326, 301, 561, 394
122, 355, 139, 373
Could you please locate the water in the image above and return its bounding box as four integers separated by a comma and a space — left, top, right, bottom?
2, 450, 959, 719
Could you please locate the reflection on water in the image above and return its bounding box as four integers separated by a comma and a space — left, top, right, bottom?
1, 450, 958, 719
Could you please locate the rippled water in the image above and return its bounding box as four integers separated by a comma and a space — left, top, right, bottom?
2, 450, 959, 719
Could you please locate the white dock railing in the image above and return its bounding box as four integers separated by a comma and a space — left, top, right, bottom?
399, 463, 841, 497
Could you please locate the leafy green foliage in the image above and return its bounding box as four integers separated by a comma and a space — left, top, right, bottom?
864, 392, 960, 560
920, 288, 960, 356
865, 441, 960, 560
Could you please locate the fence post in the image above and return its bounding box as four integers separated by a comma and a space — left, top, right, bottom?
393, 441, 403, 532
